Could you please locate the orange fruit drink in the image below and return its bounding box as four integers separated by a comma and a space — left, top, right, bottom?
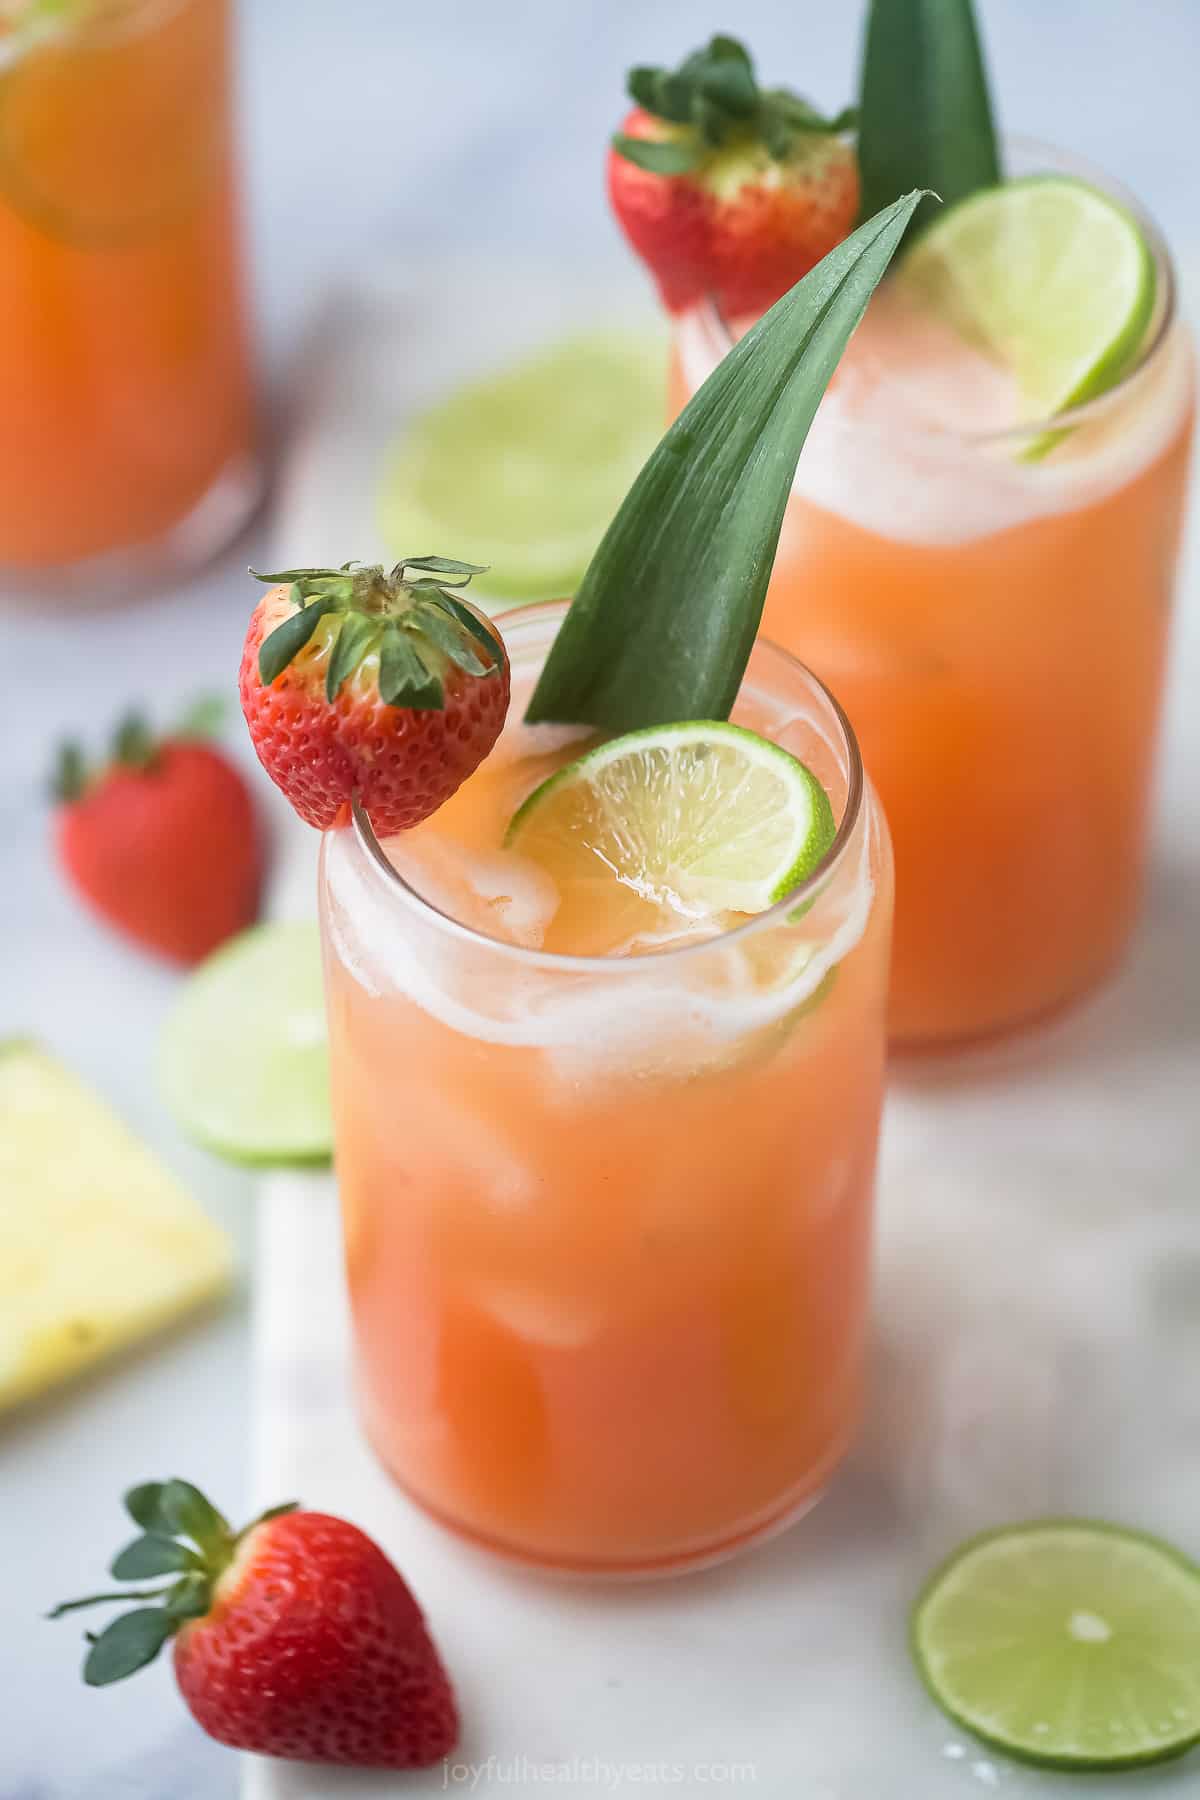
0, 0, 256, 583
671, 162, 1194, 1046
320, 601, 893, 1574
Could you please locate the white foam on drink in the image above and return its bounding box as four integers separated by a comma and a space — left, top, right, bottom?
677, 294, 1193, 546
322, 805, 877, 1070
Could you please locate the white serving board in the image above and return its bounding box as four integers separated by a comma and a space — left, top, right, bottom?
246, 265, 1200, 1799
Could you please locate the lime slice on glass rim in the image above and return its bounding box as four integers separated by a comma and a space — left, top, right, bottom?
160, 923, 331, 1166
378, 331, 666, 607
505, 721, 836, 957
912, 1519, 1200, 1770
897, 176, 1156, 455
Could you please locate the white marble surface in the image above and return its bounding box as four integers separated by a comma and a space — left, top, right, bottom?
244, 253, 1200, 1800
2, 2, 1199, 1796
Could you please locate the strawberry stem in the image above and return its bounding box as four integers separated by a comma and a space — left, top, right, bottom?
48, 1587, 174, 1618
49, 1477, 286, 1687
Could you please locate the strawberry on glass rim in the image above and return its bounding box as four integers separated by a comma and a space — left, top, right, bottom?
50, 1478, 458, 1770
239, 556, 510, 836
608, 33, 859, 321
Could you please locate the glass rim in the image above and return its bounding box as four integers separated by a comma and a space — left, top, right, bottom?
347, 598, 867, 976
695, 135, 1179, 449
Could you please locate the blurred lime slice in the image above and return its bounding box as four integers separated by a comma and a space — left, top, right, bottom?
898, 176, 1156, 453
161, 923, 331, 1166
378, 330, 667, 605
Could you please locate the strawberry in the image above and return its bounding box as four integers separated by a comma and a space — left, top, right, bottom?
239, 556, 509, 836
53, 706, 261, 965
50, 1478, 458, 1769
607, 33, 859, 321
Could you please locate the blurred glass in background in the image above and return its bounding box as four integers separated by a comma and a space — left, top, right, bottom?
0, 0, 257, 600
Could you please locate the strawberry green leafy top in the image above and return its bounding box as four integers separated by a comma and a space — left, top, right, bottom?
49, 1478, 296, 1685
251, 558, 502, 711
611, 32, 854, 176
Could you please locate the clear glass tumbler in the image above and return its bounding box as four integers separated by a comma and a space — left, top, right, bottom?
671, 143, 1194, 1046
319, 601, 893, 1576
0, 0, 258, 599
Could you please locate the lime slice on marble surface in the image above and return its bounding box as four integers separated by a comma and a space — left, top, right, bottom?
160, 922, 331, 1166
912, 1519, 1200, 1769
378, 330, 666, 605
898, 176, 1155, 444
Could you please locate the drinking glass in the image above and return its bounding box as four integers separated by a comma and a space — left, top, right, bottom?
671, 144, 1194, 1045
319, 600, 893, 1575
0, 0, 258, 598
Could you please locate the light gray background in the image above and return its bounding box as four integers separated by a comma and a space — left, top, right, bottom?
2, 2, 1198, 1795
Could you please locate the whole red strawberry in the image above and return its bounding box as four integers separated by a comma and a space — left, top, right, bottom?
53, 709, 261, 964
239, 556, 509, 836
51, 1478, 458, 1769
608, 34, 859, 321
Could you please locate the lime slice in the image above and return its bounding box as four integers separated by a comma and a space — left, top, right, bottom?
505, 722, 836, 956
160, 923, 331, 1166
898, 176, 1156, 441
912, 1520, 1200, 1770
378, 331, 666, 605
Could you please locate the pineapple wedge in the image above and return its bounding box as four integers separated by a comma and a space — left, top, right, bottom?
0, 1041, 233, 1412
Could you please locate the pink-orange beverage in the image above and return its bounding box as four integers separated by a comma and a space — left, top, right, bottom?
320, 603, 892, 1574
0, 0, 256, 593
672, 149, 1193, 1045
